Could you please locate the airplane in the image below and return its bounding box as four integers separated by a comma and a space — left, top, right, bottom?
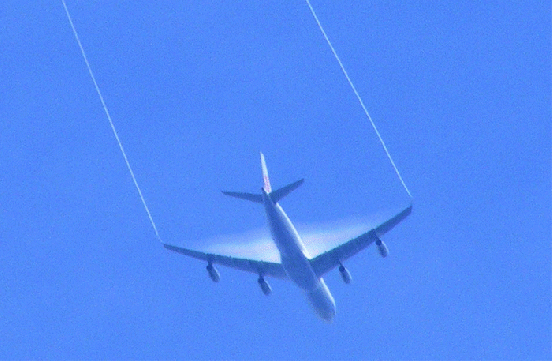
163, 153, 412, 322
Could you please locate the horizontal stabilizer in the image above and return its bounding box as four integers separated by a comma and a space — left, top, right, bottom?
270, 179, 304, 203
223, 154, 303, 204
221, 191, 263, 203
222, 179, 304, 204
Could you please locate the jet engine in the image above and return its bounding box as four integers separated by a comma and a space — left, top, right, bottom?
375, 238, 388, 258
338, 263, 352, 284
206, 262, 220, 282
257, 276, 272, 296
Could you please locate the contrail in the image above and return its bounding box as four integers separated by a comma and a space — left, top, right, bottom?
61, 0, 162, 241
304, 0, 413, 199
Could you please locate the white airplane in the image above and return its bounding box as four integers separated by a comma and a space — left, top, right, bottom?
164, 153, 412, 322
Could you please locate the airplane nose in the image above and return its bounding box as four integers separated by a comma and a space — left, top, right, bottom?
319, 304, 336, 322
306, 279, 336, 322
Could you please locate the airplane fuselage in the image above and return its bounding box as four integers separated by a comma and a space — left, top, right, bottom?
261, 190, 336, 321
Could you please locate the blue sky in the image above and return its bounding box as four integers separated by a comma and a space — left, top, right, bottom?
1, 1, 550, 359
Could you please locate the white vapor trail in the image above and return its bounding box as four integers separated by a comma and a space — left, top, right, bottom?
61, 0, 162, 241
304, 0, 413, 199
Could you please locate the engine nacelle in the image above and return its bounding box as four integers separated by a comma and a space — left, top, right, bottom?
206, 263, 220, 282
258, 277, 272, 296
338, 264, 352, 284
375, 238, 388, 258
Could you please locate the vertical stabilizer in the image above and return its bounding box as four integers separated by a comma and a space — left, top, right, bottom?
261, 153, 272, 193
222, 153, 303, 204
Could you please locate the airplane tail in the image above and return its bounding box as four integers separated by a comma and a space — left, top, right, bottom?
222, 153, 304, 204
261, 153, 272, 193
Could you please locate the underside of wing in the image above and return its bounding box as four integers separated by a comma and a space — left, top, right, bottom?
310, 204, 412, 277
163, 243, 287, 279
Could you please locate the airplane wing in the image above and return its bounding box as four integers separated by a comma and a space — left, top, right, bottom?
310, 204, 412, 277
163, 243, 288, 279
